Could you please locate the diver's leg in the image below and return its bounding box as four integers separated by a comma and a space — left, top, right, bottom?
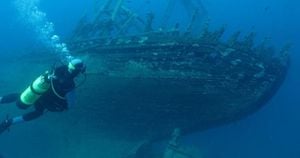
0, 93, 32, 110
22, 103, 45, 122
0, 93, 20, 104
0, 105, 44, 134
22, 109, 44, 121
0, 110, 44, 134
0, 115, 27, 134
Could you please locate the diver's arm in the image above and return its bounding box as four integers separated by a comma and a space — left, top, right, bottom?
66, 89, 76, 109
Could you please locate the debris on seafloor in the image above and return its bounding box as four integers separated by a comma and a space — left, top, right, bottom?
125, 128, 202, 158
163, 128, 202, 158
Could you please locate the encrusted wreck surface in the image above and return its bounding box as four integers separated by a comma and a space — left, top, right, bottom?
68, 0, 289, 139
70, 32, 289, 139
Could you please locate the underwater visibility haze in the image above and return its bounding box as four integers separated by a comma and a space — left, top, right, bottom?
0, 0, 299, 158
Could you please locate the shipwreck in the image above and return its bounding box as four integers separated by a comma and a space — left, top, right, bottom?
67, 0, 289, 140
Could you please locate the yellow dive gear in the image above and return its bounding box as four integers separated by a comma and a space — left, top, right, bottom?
20, 72, 51, 107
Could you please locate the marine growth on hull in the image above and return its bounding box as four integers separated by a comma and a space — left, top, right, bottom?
68, 0, 289, 138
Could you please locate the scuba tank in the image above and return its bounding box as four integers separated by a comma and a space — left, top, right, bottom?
19, 71, 52, 108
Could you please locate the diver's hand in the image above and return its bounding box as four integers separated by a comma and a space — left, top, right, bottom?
42, 71, 57, 83
47, 73, 57, 80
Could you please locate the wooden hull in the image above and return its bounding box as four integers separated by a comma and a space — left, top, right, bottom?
72, 41, 289, 139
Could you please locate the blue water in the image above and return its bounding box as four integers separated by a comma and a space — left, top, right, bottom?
0, 0, 299, 157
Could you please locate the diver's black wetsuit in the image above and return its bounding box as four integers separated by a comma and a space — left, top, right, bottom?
0, 65, 76, 121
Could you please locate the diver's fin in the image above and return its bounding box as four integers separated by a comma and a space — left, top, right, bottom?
0, 116, 12, 134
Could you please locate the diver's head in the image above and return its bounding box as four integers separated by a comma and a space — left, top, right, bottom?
68, 58, 86, 77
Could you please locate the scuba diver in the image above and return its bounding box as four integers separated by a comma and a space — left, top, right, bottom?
0, 58, 86, 134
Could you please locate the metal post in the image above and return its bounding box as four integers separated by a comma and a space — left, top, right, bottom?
161, 0, 177, 29
112, 0, 124, 21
